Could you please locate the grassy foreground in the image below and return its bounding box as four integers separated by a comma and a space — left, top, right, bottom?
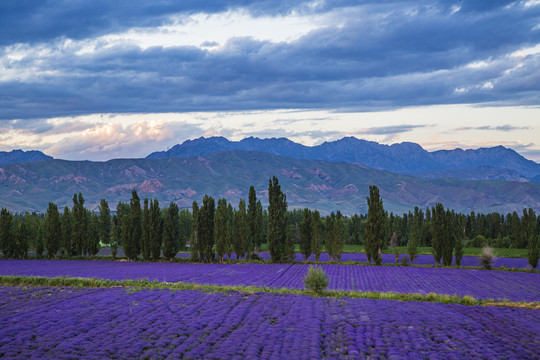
1, 275, 538, 310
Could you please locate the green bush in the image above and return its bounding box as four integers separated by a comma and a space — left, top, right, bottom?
471, 235, 487, 248
478, 246, 495, 270
303, 266, 329, 294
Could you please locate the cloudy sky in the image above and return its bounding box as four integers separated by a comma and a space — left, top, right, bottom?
1, 0, 539, 161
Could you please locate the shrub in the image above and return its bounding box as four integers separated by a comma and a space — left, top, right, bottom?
471, 235, 487, 248
303, 266, 328, 294
478, 246, 495, 270
400, 256, 409, 266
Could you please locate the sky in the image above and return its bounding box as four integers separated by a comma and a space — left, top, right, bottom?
0, 0, 539, 162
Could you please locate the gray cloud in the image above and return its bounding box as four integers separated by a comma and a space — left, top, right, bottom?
455, 125, 532, 132
0, 1, 539, 120
354, 125, 429, 135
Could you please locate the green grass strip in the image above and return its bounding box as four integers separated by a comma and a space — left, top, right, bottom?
1, 275, 538, 310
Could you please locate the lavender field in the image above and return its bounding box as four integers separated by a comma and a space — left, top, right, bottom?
1, 286, 538, 359
1, 259, 538, 302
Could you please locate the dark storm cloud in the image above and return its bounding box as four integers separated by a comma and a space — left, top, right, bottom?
0, 0, 539, 120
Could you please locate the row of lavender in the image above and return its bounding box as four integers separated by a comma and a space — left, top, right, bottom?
96, 247, 529, 268
1, 259, 538, 301
0, 287, 538, 359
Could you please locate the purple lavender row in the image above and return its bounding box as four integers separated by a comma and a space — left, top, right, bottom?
1, 259, 538, 301
175, 252, 529, 268
0, 287, 538, 359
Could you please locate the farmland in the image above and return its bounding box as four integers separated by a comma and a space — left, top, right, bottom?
1, 286, 539, 359
1, 258, 539, 359
0, 259, 539, 302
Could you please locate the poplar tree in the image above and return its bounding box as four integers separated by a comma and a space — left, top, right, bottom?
311, 210, 322, 262
333, 213, 344, 262
454, 214, 466, 266
281, 224, 300, 262
163, 202, 180, 261
141, 198, 151, 260
150, 199, 162, 261
431, 203, 445, 264
0, 208, 14, 257
325, 214, 334, 261
87, 212, 100, 256
407, 207, 419, 263
16, 222, 28, 259
198, 195, 215, 262
36, 223, 45, 259
178, 208, 192, 252
99, 199, 111, 247
441, 209, 454, 266
121, 215, 131, 259
61, 206, 73, 257
247, 186, 258, 252
215, 198, 230, 262
45, 202, 61, 258
72, 193, 87, 256
111, 214, 120, 259
300, 208, 312, 261
268, 176, 287, 262
254, 201, 263, 251
234, 199, 249, 259
525, 208, 539, 269
125, 190, 142, 260
227, 203, 234, 261
365, 185, 385, 265
190, 201, 199, 261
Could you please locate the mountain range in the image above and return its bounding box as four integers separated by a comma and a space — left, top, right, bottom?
1, 150, 539, 215
0, 150, 52, 166
148, 137, 540, 182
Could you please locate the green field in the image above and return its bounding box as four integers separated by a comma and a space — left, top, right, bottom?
258, 244, 528, 258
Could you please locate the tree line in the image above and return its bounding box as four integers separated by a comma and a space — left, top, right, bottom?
0, 178, 538, 268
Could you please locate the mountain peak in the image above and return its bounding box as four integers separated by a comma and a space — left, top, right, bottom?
0, 149, 52, 166
146, 136, 540, 181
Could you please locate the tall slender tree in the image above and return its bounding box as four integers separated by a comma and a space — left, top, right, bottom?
150, 199, 162, 261
333, 213, 344, 262
61, 206, 73, 257
441, 209, 455, 266
365, 185, 385, 265
141, 198, 151, 260
125, 190, 142, 260
72, 193, 87, 256
45, 202, 61, 258
525, 208, 539, 269
268, 176, 287, 262
254, 201, 263, 251
198, 195, 215, 262
0, 208, 14, 258
431, 203, 445, 264
247, 186, 258, 252
311, 210, 322, 262
300, 208, 312, 261
178, 208, 192, 252
99, 199, 111, 248
234, 199, 249, 259
408, 207, 419, 263
163, 202, 180, 261
190, 201, 199, 261
110, 214, 120, 259
215, 198, 230, 263
87, 212, 100, 256
16, 221, 28, 259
